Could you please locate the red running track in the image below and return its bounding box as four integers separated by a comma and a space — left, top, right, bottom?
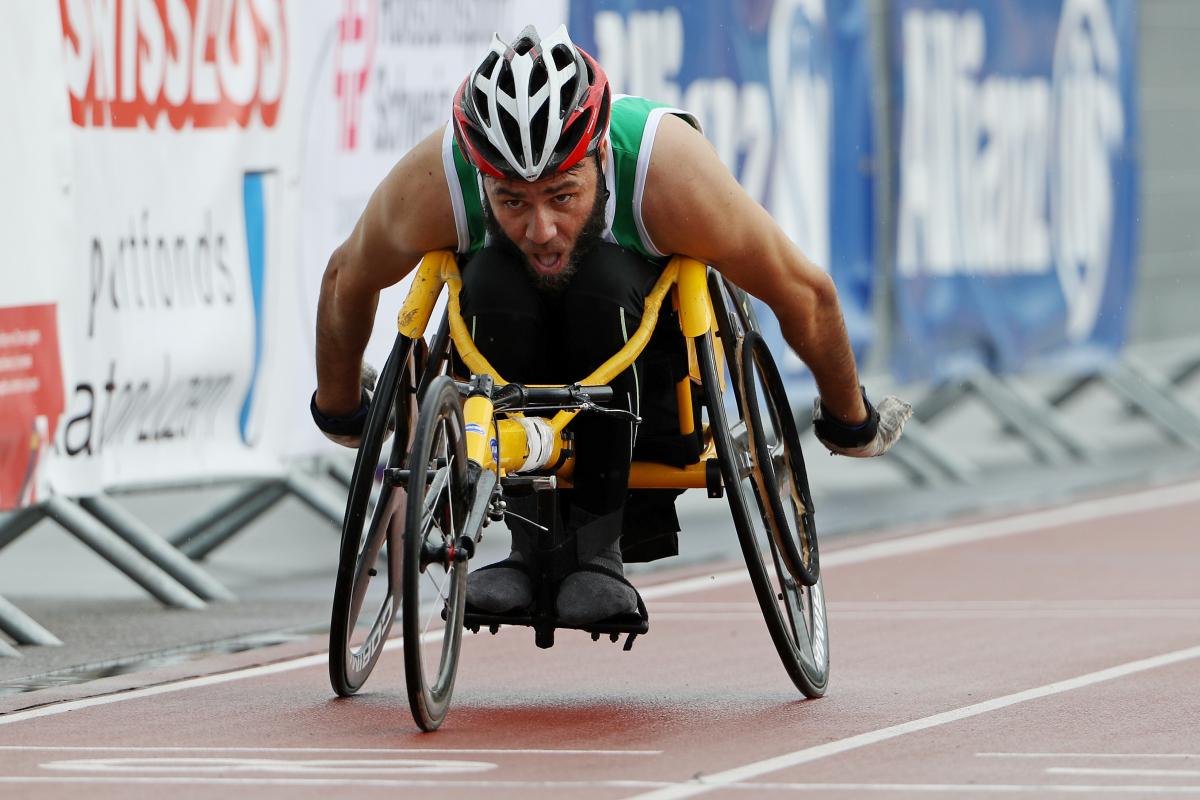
2, 479, 1200, 799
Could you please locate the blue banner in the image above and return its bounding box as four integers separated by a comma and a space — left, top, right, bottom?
568, 0, 876, 391
889, 0, 1139, 382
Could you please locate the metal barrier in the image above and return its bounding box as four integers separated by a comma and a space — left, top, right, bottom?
858, 341, 1200, 490
0, 461, 349, 657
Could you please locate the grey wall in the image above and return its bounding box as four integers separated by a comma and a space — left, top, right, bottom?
1132, 0, 1200, 344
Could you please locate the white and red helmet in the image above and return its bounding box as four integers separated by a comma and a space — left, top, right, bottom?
452, 25, 611, 182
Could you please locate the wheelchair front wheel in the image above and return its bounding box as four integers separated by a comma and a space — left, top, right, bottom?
402, 376, 470, 731
328, 335, 420, 697
697, 331, 830, 698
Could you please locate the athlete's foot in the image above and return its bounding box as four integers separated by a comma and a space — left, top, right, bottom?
555, 540, 639, 625
465, 552, 533, 614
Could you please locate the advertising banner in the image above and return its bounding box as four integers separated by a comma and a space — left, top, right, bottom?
890, 0, 1139, 382
45, 0, 299, 492
1, 5, 72, 509
292, 0, 569, 457
0, 307, 65, 511
569, 0, 877, 390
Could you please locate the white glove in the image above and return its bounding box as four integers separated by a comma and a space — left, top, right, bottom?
812, 393, 913, 458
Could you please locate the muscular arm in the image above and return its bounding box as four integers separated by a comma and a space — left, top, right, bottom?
641, 115, 868, 425
315, 128, 459, 415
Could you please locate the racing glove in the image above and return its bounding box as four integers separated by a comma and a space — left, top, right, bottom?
310, 363, 379, 449
812, 387, 912, 458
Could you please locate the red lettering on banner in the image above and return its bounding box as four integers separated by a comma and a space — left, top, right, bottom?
333, 0, 376, 151
59, 0, 288, 129
0, 305, 66, 510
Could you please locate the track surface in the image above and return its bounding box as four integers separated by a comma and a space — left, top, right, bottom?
2, 480, 1199, 799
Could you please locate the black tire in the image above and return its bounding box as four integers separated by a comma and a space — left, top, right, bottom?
697, 325, 830, 699
328, 335, 420, 697
739, 330, 820, 588
402, 376, 470, 731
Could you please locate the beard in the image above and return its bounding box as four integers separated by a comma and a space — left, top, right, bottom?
482, 171, 609, 293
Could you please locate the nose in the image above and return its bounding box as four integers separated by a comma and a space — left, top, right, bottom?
525, 204, 556, 245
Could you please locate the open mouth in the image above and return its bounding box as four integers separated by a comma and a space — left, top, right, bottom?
529, 252, 564, 275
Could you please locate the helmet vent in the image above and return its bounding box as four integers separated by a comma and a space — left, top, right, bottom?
498, 105, 525, 168
480, 51, 499, 78
497, 63, 515, 101
551, 45, 573, 71
466, 125, 507, 175
512, 25, 539, 56
558, 76, 578, 121
555, 110, 589, 168
530, 60, 548, 95
473, 86, 491, 125
530, 104, 548, 165
597, 85, 611, 134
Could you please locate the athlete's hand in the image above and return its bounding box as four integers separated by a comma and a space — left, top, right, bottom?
310, 364, 380, 449
812, 390, 912, 458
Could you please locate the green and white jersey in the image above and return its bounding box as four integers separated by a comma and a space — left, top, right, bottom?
441, 94, 701, 262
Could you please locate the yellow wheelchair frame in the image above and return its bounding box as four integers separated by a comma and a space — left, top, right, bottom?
397, 250, 722, 489
328, 250, 829, 732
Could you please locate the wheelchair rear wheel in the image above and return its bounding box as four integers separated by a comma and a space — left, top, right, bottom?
698, 325, 830, 699
738, 330, 820, 588
402, 375, 470, 731
328, 334, 420, 696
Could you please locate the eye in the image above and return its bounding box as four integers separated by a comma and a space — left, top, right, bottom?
553, 193, 573, 204
502, 198, 524, 210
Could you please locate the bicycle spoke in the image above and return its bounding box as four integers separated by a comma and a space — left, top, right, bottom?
422, 574, 446, 638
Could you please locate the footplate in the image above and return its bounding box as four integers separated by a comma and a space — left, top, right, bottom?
462, 603, 649, 652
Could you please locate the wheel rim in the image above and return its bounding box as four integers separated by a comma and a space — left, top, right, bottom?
699, 328, 830, 697
329, 337, 417, 695
404, 378, 468, 730
739, 332, 820, 586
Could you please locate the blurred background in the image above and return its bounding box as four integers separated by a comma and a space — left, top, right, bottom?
1, 0, 1198, 675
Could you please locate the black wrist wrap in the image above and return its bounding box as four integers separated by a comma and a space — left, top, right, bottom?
310, 389, 370, 437
813, 387, 880, 449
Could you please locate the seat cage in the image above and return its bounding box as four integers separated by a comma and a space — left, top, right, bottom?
395, 251, 731, 491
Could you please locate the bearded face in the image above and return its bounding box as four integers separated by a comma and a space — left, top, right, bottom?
481, 153, 609, 292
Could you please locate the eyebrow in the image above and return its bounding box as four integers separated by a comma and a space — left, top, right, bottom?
491, 176, 583, 199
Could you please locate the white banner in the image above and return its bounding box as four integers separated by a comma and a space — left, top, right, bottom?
43, 0, 302, 493
293, 0, 567, 457
0, 4, 73, 508
3, 1, 577, 497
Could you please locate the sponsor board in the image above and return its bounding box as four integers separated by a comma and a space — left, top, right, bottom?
569, 0, 877, 392
0, 307, 66, 511
35, 1, 299, 494
890, 0, 1138, 381
293, 0, 567, 456
1, 5, 74, 508
59, 0, 287, 129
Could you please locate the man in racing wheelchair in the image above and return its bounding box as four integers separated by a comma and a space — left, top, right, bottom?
312, 25, 911, 626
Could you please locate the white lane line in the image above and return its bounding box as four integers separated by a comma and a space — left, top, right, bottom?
980, 753, 1200, 759
2, 777, 1200, 793
42, 756, 498, 774
642, 478, 1200, 599
623, 643, 1200, 800
656, 610, 1200, 622
0, 746, 661, 755
1049, 767, 1200, 778
4, 477, 1199, 727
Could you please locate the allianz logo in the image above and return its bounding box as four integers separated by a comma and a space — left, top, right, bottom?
895, 0, 1125, 339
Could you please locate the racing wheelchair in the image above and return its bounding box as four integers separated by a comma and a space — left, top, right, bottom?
327, 251, 829, 731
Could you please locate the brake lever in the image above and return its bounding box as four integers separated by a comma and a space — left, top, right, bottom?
577, 398, 642, 424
